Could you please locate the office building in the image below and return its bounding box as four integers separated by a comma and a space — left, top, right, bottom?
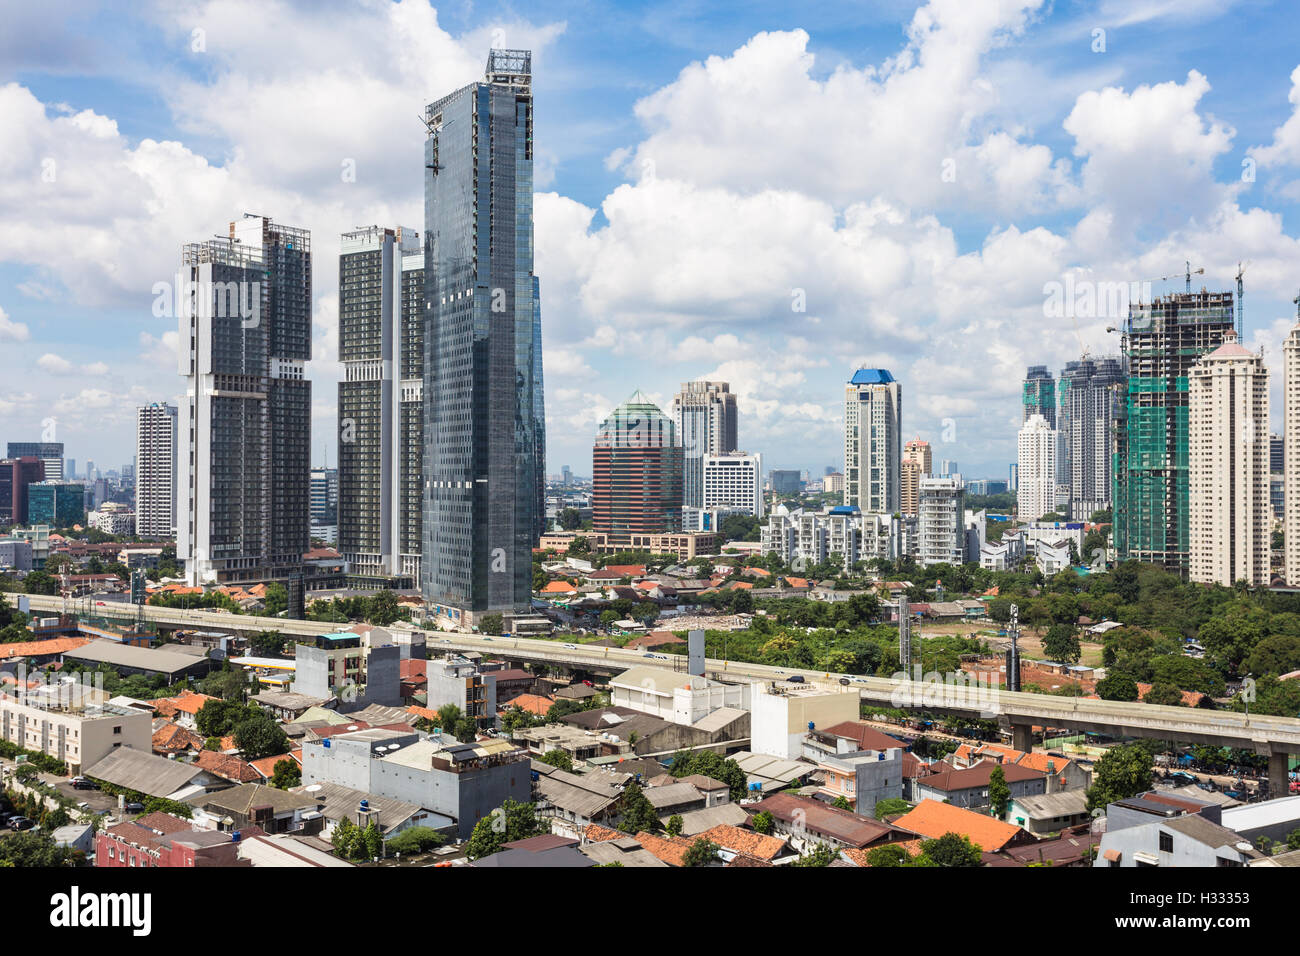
1289, 321, 1300, 586
1188, 337, 1270, 587
1059, 357, 1124, 518
770, 470, 801, 494
843, 369, 901, 514
422, 50, 544, 623
823, 472, 844, 495
672, 381, 738, 509
310, 467, 338, 526
918, 475, 965, 566
7, 443, 63, 481
901, 437, 932, 515
1271, 434, 1284, 475
1017, 414, 1058, 522
591, 392, 683, 543
177, 215, 313, 586
1113, 290, 1236, 573
762, 504, 910, 571
0, 687, 152, 775
701, 451, 763, 517
0, 457, 44, 525
1009, 462, 1018, 492
337, 225, 424, 586
941, 459, 957, 476
135, 403, 177, 538
27, 481, 85, 528
1022, 366, 1057, 427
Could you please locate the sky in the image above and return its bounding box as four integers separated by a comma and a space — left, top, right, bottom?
4, 0, 1300, 482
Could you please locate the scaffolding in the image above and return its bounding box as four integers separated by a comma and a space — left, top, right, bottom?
1113, 290, 1236, 574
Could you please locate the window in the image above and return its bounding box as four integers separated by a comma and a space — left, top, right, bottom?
1159, 831, 1173, 853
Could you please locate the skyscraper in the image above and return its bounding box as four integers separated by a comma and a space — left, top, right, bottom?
7, 443, 63, 481
1285, 319, 1300, 586
421, 50, 544, 621
844, 369, 901, 514
135, 403, 177, 539
1188, 337, 1269, 587
1059, 356, 1125, 518
702, 451, 764, 517
177, 215, 313, 585
337, 225, 424, 585
592, 392, 683, 541
918, 475, 965, 566
672, 381, 738, 508
901, 437, 932, 515
1022, 366, 1056, 426
1017, 414, 1058, 522
0, 457, 44, 525
1113, 290, 1236, 574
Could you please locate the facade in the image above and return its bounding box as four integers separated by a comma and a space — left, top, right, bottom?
27, 481, 85, 528
1022, 366, 1057, 426
900, 437, 931, 515
1059, 357, 1124, 518
823, 472, 844, 494
751, 684, 862, 760
337, 225, 424, 584
917, 475, 965, 566
310, 468, 338, 526
177, 215, 313, 586
6, 442, 63, 481
1287, 320, 1300, 586
426, 659, 498, 730
1017, 414, 1058, 522
0, 456, 43, 525
1113, 290, 1236, 574
1188, 339, 1270, 587
761, 504, 909, 571
672, 381, 738, 508
591, 392, 684, 543
843, 369, 901, 514
0, 690, 152, 774
769, 470, 801, 493
817, 748, 905, 817
422, 50, 544, 620
88, 506, 135, 536
701, 451, 763, 517
135, 402, 178, 538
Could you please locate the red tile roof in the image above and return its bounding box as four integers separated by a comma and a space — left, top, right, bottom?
697, 824, 786, 861
915, 758, 1044, 792
193, 749, 261, 784
503, 693, 554, 717
818, 721, 906, 753
153, 690, 217, 718
892, 799, 1025, 852
248, 753, 297, 781
0, 637, 91, 660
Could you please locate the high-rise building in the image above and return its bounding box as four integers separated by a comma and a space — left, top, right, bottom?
1285, 321, 1300, 586
592, 391, 683, 541
844, 369, 901, 514
337, 225, 424, 585
27, 481, 85, 528
1113, 290, 1236, 574
701, 452, 764, 517
135, 403, 177, 538
770, 470, 802, 494
940, 459, 957, 476
422, 50, 544, 620
310, 468, 339, 526
177, 214, 313, 586
7, 443, 63, 481
901, 437, 932, 515
1059, 357, 1125, 518
1271, 434, 1284, 475
1022, 366, 1057, 427
672, 381, 738, 509
1188, 337, 1270, 587
1009, 462, 1018, 492
918, 475, 965, 566
65, 459, 75, 481
0, 457, 44, 526
1017, 414, 1058, 522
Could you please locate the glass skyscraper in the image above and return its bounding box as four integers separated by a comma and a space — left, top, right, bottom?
421, 50, 544, 620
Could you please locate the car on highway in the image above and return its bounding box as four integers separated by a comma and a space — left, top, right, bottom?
786, 675, 805, 683
562, 644, 577, 649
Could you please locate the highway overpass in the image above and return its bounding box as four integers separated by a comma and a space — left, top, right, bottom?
21, 594, 1300, 789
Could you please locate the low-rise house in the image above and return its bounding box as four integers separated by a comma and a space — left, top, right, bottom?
1007, 790, 1091, 836
516, 724, 626, 764
238, 832, 354, 867
913, 758, 1046, 810
818, 748, 906, 816
950, 742, 1090, 792
533, 765, 629, 836
893, 799, 1035, 853
580, 827, 670, 867
802, 721, 907, 762
747, 793, 902, 852
194, 749, 262, 785
643, 781, 707, 816
152, 720, 205, 757
189, 783, 324, 836
250, 691, 329, 722
84, 746, 230, 800
294, 781, 436, 842
472, 834, 594, 868
1095, 814, 1263, 868
675, 803, 751, 835
696, 823, 793, 864
96, 812, 246, 868
1219, 796, 1300, 847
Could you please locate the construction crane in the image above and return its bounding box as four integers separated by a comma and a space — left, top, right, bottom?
1235, 261, 1250, 341
1134, 261, 1205, 295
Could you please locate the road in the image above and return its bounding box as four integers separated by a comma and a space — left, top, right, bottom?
25, 594, 1300, 762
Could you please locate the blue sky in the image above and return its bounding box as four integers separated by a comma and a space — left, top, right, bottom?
3, 0, 1300, 482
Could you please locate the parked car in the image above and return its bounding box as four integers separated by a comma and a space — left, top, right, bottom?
7, 817, 34, 831
125, 802, 145, 814
72, 777, 99, 790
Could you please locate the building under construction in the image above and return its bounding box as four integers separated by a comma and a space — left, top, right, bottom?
1113, 289, 1237, 575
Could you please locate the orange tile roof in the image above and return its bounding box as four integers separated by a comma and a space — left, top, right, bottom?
0, 636, 90, 660
727, 581, 754, 590
407, 704, 439, 722
151, 721, 204, 754
194, 749, 261, 784
584, 824, 623, 843
635, 831, 695, 867
893, 799, 1024, 852
503, 693, 554, 717
697, 824, 786, 861
1136, 682, 1206, 707
540, 581, 578, 594
249, 753, 297, 781
742, 567, 772, 577
782, 576, 810, 589
153, 690, 217, 717
604, 565, 647, 577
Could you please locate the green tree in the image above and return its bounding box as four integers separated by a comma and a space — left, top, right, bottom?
792, 843, 839, 867
0, 830, 71, 867
988, 765, 1011, 818
366, 590, 402, 626
831, 795, 853, 811
249, 629, 285, 658
479, 613, 504, 635
1086, 743, 1154, 812
1142, 682, 1185, 707
618, 782, 662, 835
233, 712, 289, 759
558, 508, 582, 531
1096, 673, 1140, 702
386, 826, 447, 855
665, 814, 684, 837
752, 810, 775, 835
270, 758, 301, 789
873, 798, 911, 820
683, 837, 721, 867
1043, 623, 1081, 664
22, 571, 58, 595
262, 583, 288, 617
918, 833, 983, 867
538, 749, 573, 772
465, 815, 505, 860
866, 844, 912, 867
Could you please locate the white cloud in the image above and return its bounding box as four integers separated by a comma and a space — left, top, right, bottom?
36, 352, 72, 374
0, 305, 29, 342
1251, 64, 1300, 170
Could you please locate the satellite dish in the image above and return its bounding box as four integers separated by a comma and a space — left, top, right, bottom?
305, 784, 322, 793
1236, 842, 1254, 853
348, 725, 360, 731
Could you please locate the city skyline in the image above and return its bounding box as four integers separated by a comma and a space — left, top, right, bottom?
6, 2, 1300, 479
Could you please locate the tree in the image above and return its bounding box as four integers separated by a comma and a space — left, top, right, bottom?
791, 843, 839, 867
665, 814, 683, 837
479, 613, 504, 635
831, 795, 853, 811
386, 826, 446, 855
632, 602, 660, 624
234, 712, 289, 759
618, 782, 661, 834
1247, 634, 1300, 679
195, 698, 248, 738
918, 833, 983, 867
669, 750, 749, 802
366, 590, 402, 626
558, 508, 582, 531
988, 765, 1011, 818
270, 758, 301, 789
866, 844, 912, 867
1086, 743, 1154, 812
1096, 673, 1140, 702
465, 815, 505, 861
683, 837, 721, 867
873, 798, 911, 820
538, 749, 573, 772
599, 609, 620, 629
1142, 682, 1185, 707
249, 629, 285, 658
22, 571, 58, 595
0, 830, 70, 867
752, 810, 775, 835
1043, 623, 1081, 665
262, 582, 287, 617
465, 799, 547, 860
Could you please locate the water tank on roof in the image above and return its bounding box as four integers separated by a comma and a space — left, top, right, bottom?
359, 799, 369, 812
231, 831, 241, 842
808, 721, 815, 731
878, 752, 885, 760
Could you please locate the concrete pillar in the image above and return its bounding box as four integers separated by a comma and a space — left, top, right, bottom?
1269, 751, 1291, 800
1012, 723, 1033, 753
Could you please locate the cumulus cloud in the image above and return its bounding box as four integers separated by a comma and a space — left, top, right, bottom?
0, 305, 29, 341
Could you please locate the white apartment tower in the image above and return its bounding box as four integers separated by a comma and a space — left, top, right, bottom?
1017, 414, 1059, 522
1188, 338, 1270, 587
135, 403, 178, 538
701, 451, 764, 517
918, 475, 965, 566
1288, 320, 1300, 586
844, 369, 901, 514
672, 381, 739, 508
901, 437, 931, 515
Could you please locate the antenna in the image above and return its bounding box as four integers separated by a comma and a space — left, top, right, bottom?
1007, 604, 1021, 692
